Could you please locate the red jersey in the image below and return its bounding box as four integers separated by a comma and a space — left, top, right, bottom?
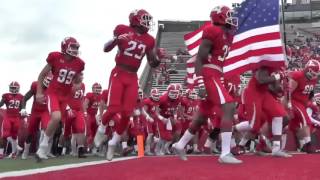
224, 74, 241, 99
180, 97, 199, 118
2, 93, 24, 117
68, 83, 85, 111
46, 52, 85, 96
114, 25, 155, 72
101, 89, 108, 103
201, 24, 233, 77
30, 81, 48, 112
158, 94, 181, 118
143, 98, 159, 118
85, 92, 102, 115
290, 71, 317, 105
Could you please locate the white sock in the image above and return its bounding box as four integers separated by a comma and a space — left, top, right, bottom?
272, 141, 281, 153
7, 137, 17, 153
299, 139, 306, 149
40, 134, 50, 147
39, 130, 45, 145
62, 147, 67, 155
47, 139, 53, 155
23, 142, 31, 154
239, 137, 249, 146
230, 138, 236, 148
204, 138, 213, 148
220, 132, 232, 157
176, 130, 194, 150
235, 121, 251, 132
122, 142, 128, 149
193, 144, 199, 151
98, 124, 106, 134
108, 132, 121, 146
134, 145, 138, 151
71, 135, 77, 154
145, 134, 153, 152
304, 136, 311, 144
281, 134, 287, 150
0, 148, 3, 155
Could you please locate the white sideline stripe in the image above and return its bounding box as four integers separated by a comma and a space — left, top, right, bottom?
0, 156, 138, 178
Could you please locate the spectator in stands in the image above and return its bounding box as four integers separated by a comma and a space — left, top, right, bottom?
167, 64, 178, 74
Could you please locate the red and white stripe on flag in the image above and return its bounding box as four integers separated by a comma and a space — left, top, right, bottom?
184, 22, 211, 56
184, 22, 210, 88
223, 28, 285, 78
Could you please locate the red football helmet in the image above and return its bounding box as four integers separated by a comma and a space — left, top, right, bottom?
185, 89, 197, 99
61, 37, 80, 57
129, 9, 154, 33
9, 81, 20, 94
313, 93, 320, 105
43, 72, 53, 88
304, 59, 320, 79
210, 5, 238, 27
167, 84, 180, 100
150, 88, 160, 101
92, 83, 102, 94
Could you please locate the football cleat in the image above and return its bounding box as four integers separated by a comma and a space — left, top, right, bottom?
272, 150, 292, 158
106, 144, 116, 161
172, 143, 187, 161
218, 153, 243, 164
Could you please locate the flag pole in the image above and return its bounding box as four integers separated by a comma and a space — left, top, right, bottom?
280, 0, 288, 56
280, 0, 292, 109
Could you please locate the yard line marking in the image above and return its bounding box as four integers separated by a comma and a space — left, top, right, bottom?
0, 156, 138, 178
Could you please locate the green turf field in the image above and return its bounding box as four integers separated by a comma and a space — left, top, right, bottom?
0, 155, 105, 173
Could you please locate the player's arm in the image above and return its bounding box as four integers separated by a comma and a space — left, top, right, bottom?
195, 39, 212, 75
73, 72, 83, 84
21, 89, 34, 110
37, 64, 52, 96
83, 96, 90, 116
98, 99, 106, 117
0, 98, 5, 108
146, 48, 162, 68
103, 36, 118, 52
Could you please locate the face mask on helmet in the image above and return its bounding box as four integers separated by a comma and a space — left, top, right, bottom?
304, 60, 320, 80
210, 5, 238, 28
9, 82, 20, 94
61, 37, 80, 57
129, 9, 154, 33
92, 83, 102, 94
168, 90, 179, 99
189, 90, 197, 99
150, 88, 160, 101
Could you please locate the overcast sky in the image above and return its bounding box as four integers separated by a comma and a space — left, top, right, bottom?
0, 0, 242, 106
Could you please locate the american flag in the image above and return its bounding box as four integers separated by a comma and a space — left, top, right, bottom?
184, 22, 210, 88
183, 0, 285, 85
223, 0, 285, 77
184, 21, 211, 56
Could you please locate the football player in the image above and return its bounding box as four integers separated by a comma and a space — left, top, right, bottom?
21, 73, 53, 159
173, 5, 242, 164
0, 81, 24, 158
35, 37, 85, 161
94, 9, 166, 161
